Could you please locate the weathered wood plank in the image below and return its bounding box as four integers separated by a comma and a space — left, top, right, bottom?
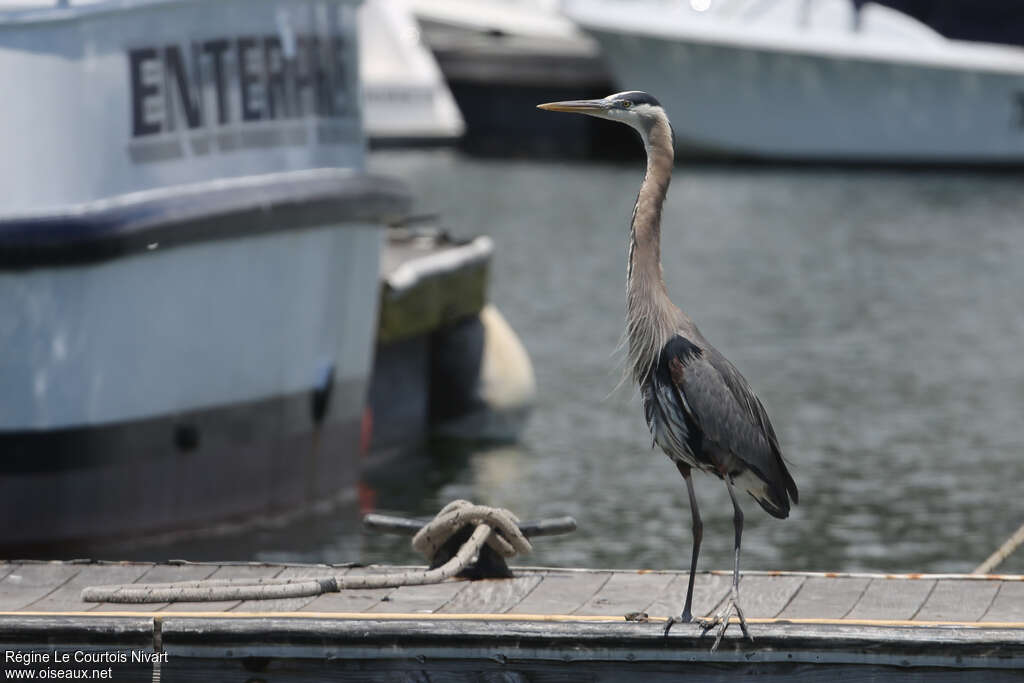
0, 563, 81, 611
301, 568, 400, 613
4, 563, 1024, 681
91, 563, 221, 613
506, 571, 610, 615
914, 579, 1001, 622
778, 577, 871, 620
575, 571, 676, 617
0, 614, 155, 651
22, 563, 153, 613
636, 572, 732, 620
159, 565, 285, 613
734, 574, 806, 618
983, 581, 1024, 622
437, 575, 543, 614
367, 578, 469, 614
302, 588, 397, 613
846, 577, 936, 620
0, 564, 19, 584
3, 562, 1023, 631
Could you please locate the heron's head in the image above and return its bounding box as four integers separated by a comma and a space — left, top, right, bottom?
537, 91, 669, 145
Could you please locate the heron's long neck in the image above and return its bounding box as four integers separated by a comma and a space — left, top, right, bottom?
627, 116, 678, 384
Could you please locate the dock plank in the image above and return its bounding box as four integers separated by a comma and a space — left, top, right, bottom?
3, 563, 1024, 679
0, 563, 81, 611
778, 576, 871, 619
22, 563, 153, 613
301, 567, 403, 613
302, 589, 396, 613
0, 564, 18, 584
91, 563, 221, 613
914, 579, 1001, 622
735, 573, 806, 618
159, 565, 285, 613
643, 572, 733, 619
983, 581, 1024, 622
506, 571, 610, 615
846, 577, 936, 620
575, 571, 675, 617
368, 579, 469, 614
1, 563, 1021, 628
438, 575, 543, 614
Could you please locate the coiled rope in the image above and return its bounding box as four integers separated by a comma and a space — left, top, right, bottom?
81, 500, 532, 604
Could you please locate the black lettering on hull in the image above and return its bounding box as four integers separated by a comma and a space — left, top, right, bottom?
127, 24, 357, 145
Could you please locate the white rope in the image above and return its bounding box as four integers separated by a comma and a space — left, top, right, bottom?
81, 501, 531, 604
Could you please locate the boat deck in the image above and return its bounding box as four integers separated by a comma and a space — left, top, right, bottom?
377, 228, 490, 344
2, 561, 1023, 681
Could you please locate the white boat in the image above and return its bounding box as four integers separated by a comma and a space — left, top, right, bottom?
408, 0, 617, 153
411, 0, 585, 42
566, 0, 1024, 162
409, 0, 603, 86
0, 0, 409, 548
359, 0, 464, 143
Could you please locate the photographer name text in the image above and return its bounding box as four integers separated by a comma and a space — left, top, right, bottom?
5, 651, 167, 666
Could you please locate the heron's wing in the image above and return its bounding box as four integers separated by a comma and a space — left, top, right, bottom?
681, 349, 778, 462
658, 336, 798, 515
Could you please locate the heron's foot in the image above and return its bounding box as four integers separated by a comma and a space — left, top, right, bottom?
698, 598, 752, 652
662, 609, 694, 636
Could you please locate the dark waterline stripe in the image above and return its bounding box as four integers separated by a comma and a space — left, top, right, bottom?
0, 379, 361, 475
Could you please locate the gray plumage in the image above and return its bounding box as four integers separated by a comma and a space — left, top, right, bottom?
644, 333, 797, 518
538, 91, 797, 649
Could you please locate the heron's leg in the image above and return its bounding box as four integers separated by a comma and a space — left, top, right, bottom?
699, 478, 753, 650
681, 467, 704, 621
664, 463, 702, 636
725, 478, 751, 639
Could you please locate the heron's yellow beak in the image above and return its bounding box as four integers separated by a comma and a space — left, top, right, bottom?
537, 99, 609, 114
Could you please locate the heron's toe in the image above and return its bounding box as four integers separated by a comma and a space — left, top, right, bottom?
662, 611, 696, 636
701, 599, 754, 652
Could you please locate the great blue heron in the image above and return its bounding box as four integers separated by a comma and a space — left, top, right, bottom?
538, 91, 798, 648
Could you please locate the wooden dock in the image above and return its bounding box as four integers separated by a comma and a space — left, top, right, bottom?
1, 560, 1023, 681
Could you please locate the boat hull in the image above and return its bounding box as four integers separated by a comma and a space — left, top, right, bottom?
0, 170, 410, 549
584, 21, 1024, 162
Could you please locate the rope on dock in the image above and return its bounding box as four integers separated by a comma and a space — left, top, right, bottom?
81, 500, 532, 604
973, 520, 1024, 575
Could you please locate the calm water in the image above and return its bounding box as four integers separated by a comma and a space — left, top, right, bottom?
133, 151, 1024, 575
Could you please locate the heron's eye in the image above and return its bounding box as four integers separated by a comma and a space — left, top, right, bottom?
622, 101, 632, 109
